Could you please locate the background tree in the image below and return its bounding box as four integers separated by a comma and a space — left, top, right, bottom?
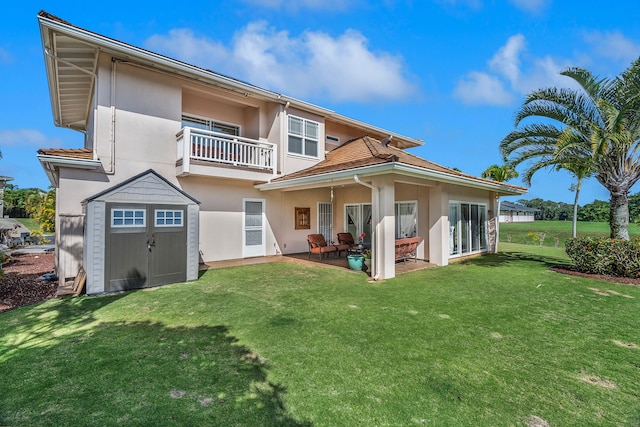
501, 58, 640, 240
577, 200, 610, 222
26, 187, 56, 232
481, 164, 519, 182
3, 185, 42, 218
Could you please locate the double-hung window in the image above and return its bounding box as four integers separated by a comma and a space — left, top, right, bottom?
288, 116, 319, 157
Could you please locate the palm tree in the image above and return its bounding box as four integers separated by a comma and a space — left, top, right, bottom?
481, 163, 519, 252
481, 164, 519, 182
500, 58, 640, 240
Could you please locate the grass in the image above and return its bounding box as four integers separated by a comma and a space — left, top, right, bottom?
14, 218, 40, 232
1, 245, 639, 426
500, 220, 640, 247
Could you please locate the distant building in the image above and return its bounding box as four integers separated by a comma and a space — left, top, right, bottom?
499, 201, 539, 223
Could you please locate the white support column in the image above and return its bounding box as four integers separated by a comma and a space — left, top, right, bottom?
428, 184, 449, 266
372, 176, 396, 280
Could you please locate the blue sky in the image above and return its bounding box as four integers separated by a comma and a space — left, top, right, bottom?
2, 1, 640, 204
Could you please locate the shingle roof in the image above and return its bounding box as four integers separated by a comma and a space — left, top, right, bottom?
37, 148, 94, 160
272, 136, 524, 193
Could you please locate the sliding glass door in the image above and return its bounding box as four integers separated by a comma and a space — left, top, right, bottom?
345, 201, 417, 245
449, 201, 487, 257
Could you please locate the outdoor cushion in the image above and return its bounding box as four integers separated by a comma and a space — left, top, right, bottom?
336, 232, 355, 256
307, 234, 338, 260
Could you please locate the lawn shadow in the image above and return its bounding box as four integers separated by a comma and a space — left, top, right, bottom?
0, 299, 310, 426
460, 251, 572, 269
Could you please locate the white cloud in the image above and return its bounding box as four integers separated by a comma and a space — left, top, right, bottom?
146, 29, 228, 69
489, 34, 525, 85
145, 21, 415, 103
0, 129, 64, 148
508, 0, 548, 14
584, 30, 640, 65
454, 71, 513, 105
454, 34, 575, 105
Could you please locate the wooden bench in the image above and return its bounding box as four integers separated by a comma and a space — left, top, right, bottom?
395, 237, 420, 263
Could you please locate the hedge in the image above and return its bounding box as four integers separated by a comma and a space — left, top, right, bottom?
565, 237, 640, 278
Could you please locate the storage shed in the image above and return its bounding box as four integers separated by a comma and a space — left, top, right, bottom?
83, 170, 200, 294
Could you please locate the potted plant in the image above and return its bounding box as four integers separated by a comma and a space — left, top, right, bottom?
363, 250, 371, 271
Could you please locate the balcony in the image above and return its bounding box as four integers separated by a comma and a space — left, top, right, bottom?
176, 127, 277, 180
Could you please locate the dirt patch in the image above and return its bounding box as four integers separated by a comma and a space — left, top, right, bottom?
525, 415, 550, 427
0, 252, 57, 313
550, 265, 640, 287
579, 374, 617, 389
612, 340, 639, 349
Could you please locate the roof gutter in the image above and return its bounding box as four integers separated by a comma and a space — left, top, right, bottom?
37, 154, 102, 187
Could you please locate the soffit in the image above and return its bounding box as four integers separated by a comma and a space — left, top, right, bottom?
43, 29, 98, 131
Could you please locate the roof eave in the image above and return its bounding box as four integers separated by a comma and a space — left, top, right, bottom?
37, 154, 102, 187
256, 162, 527, 196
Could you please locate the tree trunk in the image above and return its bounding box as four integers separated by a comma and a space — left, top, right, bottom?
609, 191, 630, 240
572, 178, 581, 238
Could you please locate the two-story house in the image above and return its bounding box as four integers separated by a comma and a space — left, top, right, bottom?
36, 11, 526, 295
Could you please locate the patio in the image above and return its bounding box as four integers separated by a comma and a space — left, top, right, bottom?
201, 252, 436, 276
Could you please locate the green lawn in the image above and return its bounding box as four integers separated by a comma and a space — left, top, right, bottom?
1, 245, 639, 426
500, 220, 640, 247
14, 218, 40, 232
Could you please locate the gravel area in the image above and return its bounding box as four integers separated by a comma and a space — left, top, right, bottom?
0, 252, 57, 313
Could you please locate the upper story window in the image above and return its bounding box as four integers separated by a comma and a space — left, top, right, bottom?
288, 116, 319, 157
182, 114, 240, 136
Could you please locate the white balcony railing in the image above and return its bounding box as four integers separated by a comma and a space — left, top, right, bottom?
177, 127, 277, 176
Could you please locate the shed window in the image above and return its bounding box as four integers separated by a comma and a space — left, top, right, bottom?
111, 209, 145, 227
155, 210, 183, 227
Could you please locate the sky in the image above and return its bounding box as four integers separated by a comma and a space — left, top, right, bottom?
2, 1, 640, 204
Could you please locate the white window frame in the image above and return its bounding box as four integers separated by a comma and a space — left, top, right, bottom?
111, 208, 146, 228
448, 201, 488, 258
154, 209, 184, 227
288, 115, 319, 157
181, 113, 241, 136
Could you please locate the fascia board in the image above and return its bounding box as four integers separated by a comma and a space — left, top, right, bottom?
39, 22, 62, 127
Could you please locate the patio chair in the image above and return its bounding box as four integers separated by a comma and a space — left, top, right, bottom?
307, 234, 338, 260
336, 232, 355, 257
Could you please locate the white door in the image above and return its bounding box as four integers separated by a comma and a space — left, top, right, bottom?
243, 199, 265, 257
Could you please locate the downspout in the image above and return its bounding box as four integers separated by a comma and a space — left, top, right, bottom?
354, 174, 381, 280
104, 57, 120, 175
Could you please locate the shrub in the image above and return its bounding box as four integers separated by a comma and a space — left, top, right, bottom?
565, 237, 640, 277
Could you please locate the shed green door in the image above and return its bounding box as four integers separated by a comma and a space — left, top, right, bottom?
106, 204, 187, 292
